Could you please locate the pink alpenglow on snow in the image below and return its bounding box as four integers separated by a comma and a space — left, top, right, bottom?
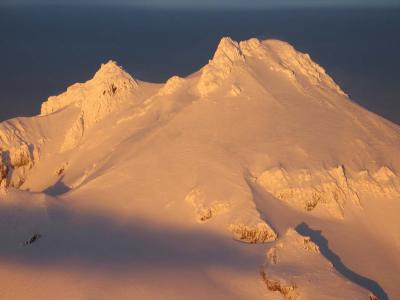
0, 37, 399, 300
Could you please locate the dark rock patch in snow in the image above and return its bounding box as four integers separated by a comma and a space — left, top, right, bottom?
24, 233, 41, 246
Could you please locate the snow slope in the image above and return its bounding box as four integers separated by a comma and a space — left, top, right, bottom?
0, 37, 399, 299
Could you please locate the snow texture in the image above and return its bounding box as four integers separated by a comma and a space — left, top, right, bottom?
0, 37, 399, 300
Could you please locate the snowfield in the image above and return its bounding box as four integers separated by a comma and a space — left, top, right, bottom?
0, 37, 399, 300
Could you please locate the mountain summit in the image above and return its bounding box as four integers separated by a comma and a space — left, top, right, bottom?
41, 60, 138, 116
198, 37, 345, 97
0, 37, 399, 300
40, 60, 141, 150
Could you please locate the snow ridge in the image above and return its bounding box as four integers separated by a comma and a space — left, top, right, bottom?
261, 39, 346, 96
197, 37, 345, 97
0, 36, 399, 300
197, 37, 245, 96
41, 61, 139, 150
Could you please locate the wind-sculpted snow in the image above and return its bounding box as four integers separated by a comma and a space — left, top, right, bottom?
0, 37, 400, 299
257, 166, 358, 218
257, 165, 400, 218
0, 120, 39, 189
259, 39, 346, 96
197, 37, 245, 96
184, 187, 277, 243
260, 229, 374, 299
158, 76, 186, 96
40, 61, 142, 150
197, 37, 345, 98
0, 143, 37, 188
185, 188, 231, 222
41, 60, 138, 117
183, 181, 277, 243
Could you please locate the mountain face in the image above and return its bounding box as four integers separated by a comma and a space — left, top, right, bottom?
0, 37, 399, 300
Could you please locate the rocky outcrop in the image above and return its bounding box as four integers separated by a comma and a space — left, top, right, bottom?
259, 270, 298, 300
257, 165, 400, 218
0, 143, 37, 189
350, 166, 400, 198
23, 233, 42, 246
185, 188, 230, 222
0, 152, 9, 186
184, 187, 277, 243
229, 222, 277, 244
0, 118, 40, 190
257, 166, 357, 218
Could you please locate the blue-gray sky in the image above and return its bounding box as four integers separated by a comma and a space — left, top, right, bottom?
2, 0, 399, 7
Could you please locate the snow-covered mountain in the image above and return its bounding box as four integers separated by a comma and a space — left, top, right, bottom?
0, 37, 399, 300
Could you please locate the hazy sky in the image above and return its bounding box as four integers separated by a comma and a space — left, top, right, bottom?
2, 0, 399, 8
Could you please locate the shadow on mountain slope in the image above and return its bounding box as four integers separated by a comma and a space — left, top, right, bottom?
42, 178, 71, 196
0, 201, 260, 274
296, 222, 388, 300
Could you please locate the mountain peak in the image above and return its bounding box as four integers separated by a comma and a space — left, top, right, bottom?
213, 37, 245, 63
197, 37, 245, 95
1, 35, 400, 300
93, 60, 137, 84
94, 60, 121, 75
40, 60, 141, 150
41, 60, 139, 116
99, 59, 120, 69
198, 36, 345, 97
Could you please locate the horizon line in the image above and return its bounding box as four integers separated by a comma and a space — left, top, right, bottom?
1, 2, 400, 10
